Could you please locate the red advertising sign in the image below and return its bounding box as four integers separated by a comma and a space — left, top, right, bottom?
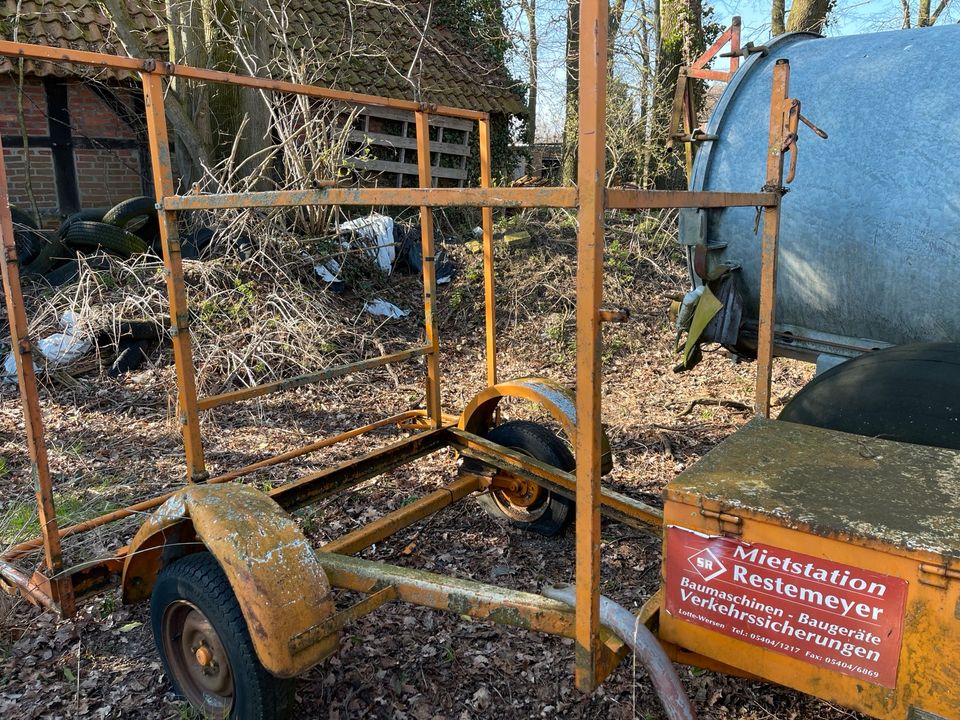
664, 526, 908, 688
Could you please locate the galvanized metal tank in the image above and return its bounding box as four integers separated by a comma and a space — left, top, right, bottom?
682, 25, 960, 360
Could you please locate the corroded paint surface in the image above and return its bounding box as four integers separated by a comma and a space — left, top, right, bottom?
668, 418, 960, 559
317, 553, 577, 638
458, 377, 612, 474
123, 484, 336, 677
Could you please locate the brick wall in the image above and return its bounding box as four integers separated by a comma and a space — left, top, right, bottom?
0, 78, 47, 136
74, 148, 143, 208
2, 147, 58, 218
69, 84, 137, 140
0, 76, 146, 224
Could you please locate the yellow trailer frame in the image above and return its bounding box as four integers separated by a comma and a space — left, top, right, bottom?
0, 3, 799, 714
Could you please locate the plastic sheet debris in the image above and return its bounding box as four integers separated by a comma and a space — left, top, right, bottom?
2, 311, 92, 382
314, 259, 342, 283
339, 213, 396, 273
363, 299, 409, 319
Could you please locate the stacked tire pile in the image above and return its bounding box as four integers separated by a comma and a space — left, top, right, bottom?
15, 196, 159, 286
8, 197, 166, 377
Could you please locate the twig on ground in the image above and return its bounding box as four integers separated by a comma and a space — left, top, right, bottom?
678, 397, 751, 416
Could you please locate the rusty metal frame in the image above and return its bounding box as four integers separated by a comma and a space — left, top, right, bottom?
0, 5, 792, 697
754, 60, 792, 416
668, 17, 743, 178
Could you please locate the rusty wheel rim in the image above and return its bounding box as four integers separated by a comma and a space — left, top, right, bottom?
162, 600, 235, 719
489, 448, 549, 521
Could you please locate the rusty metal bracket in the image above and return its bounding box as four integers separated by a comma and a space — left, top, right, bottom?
700, 507, 743, 536
289, 585, 398, 654
599, 307, 630, 323
781, 98, 827, 183
671, 129, 719, 144
918, 562, 960, 589
721, 42, 768, 58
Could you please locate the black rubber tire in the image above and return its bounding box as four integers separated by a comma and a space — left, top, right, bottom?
22, 234, 71, 276
57, 208, 107, 238
151, 552, 296, 720
103, 196, 156, 232
118, 318, 168, 342
474, 420, 575, 536
42, 259, 82, 287
135, 214, 161, 250
10, 206, 38, 228
64, 220, 147, 257
10, 206, 43, 264
779, 342, 960, 450
108, 339, 149, 376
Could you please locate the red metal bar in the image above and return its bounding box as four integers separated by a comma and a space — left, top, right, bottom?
478, 118, 497, 388
0, 560, 56, 610
730, 17, 742, 75
686, 68, 736, 82
691, 25, 735, 71
141, 73, 207, 482
0, 135, 75, 614
320, 474, 481, 555
606, 190, 777, 209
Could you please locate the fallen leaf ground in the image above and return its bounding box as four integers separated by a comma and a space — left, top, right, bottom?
0, 216, 866, 719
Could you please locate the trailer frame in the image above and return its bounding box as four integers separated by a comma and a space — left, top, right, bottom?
0, 4, 795, 710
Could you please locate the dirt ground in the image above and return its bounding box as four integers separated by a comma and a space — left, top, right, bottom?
0, 215, 867, 719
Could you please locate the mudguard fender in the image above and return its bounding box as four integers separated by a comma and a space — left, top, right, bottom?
459, 376, 613, 474
121, 483, 336, 677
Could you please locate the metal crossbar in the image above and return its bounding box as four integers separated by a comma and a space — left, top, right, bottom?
197, 347, 431, 411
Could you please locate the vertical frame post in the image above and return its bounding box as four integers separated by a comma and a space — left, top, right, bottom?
729, 16, 742, 75
574, 0, 608, 692
414, 110, 442, 426
755, 59, 790, 417
0, 136, 75, 614
681, 80, 696, 182
140, 73, 207, 480
478, 115, 497, 388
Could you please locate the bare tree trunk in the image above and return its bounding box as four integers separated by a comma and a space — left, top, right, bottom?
609, 0, 626, 65
900, 0, 912, 27
772, 0, 786, 36
786, 0, 832, 33
520, 0, 538, 143
898, 0, 952, 27
202, 0, 271, 181
105, 0, 211, 187
561, 0, 579, 185
639, 0, 655, 187
654, 0, 703, 187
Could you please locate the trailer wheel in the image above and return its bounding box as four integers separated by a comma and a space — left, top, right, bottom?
151, 552, 296, 720
779, 342, 960, 450
475, 420, 575, 536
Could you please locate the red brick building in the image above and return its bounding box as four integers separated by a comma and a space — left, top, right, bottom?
0, 75, 148, 225
0, 1, 524, 226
